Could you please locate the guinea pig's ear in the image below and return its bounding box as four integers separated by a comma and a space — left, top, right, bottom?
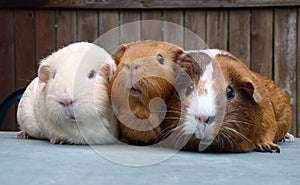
175, 52, 191, 72
100, 63, 115, 81
242, 80, 261, 103
113, 44, 128, 66
175, 52, 202, 81
38, 64, 51, 83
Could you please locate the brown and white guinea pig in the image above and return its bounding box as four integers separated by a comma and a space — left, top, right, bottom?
164, 49, 293, 153
16, 42, 118, 144
108, 40, 183, 145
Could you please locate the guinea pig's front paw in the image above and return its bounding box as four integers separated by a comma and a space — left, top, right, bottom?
255, 142, 280, 153
50, 138, 64, 144
16, 131, 30, 139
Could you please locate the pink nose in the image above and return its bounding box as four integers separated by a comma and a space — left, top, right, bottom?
195, 115, 210, 125
59, 98, 75, 107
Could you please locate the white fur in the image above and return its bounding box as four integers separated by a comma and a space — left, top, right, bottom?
199, 49, 222, 59
183, 62, 216, 139
17, 42, 118, 144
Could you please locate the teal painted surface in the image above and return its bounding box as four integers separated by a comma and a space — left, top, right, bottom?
0, 132, 299, 185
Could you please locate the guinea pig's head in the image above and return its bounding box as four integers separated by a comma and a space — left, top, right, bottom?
176, 49, 262, 151
110, 40, 183, 105
38, 42, 115, 123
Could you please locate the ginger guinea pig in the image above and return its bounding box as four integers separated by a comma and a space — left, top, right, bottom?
165, 49, 293, 152
17, 42, 118, 144
109, 40, 183, 145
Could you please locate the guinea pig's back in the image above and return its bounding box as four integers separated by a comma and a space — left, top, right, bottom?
17, 78, 47, 139
252, 72, 292, 141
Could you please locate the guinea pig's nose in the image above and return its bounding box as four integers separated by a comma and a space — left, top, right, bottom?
125, 63, 142, 71
195, 115, 211, 125
59, 98, 75, 107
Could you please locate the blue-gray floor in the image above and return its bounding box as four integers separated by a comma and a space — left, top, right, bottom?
0, 132, 299, 185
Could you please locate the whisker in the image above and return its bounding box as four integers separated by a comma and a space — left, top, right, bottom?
219, 131, 234, 152
224, 119, 259, 128
222, 126, 254, 146
152, 124, 179, 143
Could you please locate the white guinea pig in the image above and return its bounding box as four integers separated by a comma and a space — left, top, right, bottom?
16, 42, 118, 144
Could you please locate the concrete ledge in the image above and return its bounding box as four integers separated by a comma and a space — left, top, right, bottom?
0, 132, 299, 185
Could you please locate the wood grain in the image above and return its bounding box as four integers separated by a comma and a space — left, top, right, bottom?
184, 10, 207, 50
229, 10, 251, 66
77, 10, 98, 42
250, 9, 273, 79
98, 10, 120, 54
1, 0, 300, 9
206, 9, 228, 50
35, 10, 56, 61
162, 10, 184, 48
56, 10, 77, 48
141, 10, 162, 41
297, 8, 300, 137
0, 10, 15, 130
120, 10, 141, 44
274, 8, 297, 135
15, 10, 36, 88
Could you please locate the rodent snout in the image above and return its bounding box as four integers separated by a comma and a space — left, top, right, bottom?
195, 115, 214, 125
58, 98, 76, 107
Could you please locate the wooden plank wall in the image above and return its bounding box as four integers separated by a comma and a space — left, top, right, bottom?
0, 6, 299, 137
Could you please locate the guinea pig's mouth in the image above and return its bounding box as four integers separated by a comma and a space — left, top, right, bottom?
130, 86, 142, 96
63, 107, 77, 120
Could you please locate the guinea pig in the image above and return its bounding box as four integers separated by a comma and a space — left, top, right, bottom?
108, 40, 183, 145
16, 42, 118, 144
163, 49, 293, 153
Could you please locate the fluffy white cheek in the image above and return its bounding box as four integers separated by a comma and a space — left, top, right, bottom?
74, 77, 108, 119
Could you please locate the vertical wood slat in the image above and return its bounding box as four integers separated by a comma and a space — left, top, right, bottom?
98, 10, 119, 54
0, 10, 15, 130
250, 9, 273, 79
56, 10, 77, 48
274, 8, 297, 135
77, 10, 98, 42
36, 10, 56, 62
184, 10, 207, 50
120, 10, 141, 44
297, 8, 300, 137
229, 10, 251, 66
162, 10, 184, 48
141, 10, 162, 41
15, 10, 36, 88
14, 10, 36, 131
206, 10, 228, 50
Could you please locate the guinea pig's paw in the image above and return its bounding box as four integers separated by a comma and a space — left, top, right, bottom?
50, 138, 64, 145
285, 132, 295, 142
255, 142, 280, 153
16, 131, 30, 139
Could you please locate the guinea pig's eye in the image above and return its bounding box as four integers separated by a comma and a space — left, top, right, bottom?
186, 84, 194, 96
226, 86, 235, 100
88, 70, 97, 79
156, 54, 164, 64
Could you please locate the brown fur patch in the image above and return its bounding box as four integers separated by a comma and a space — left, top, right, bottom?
166, 49, 292, 152
109, 40, 183, 145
